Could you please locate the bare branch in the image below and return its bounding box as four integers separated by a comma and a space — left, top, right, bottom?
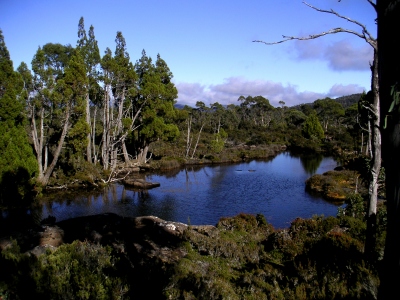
302, 1, 375, 42
367, 0, 377, 12
253, 1, 377, 50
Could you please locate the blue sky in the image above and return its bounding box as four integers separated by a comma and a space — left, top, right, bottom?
1, 0, 376, 107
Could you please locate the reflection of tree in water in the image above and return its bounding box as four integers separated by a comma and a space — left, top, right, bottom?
153, 168, 181, 179
300, 153, 324, 175
126, 188, 175, 221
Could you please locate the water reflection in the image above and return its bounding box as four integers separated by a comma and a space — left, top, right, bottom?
0, 152, 342, 230
299, 153, 324, 175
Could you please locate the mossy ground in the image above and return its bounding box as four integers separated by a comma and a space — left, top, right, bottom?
306, 170, 365, 202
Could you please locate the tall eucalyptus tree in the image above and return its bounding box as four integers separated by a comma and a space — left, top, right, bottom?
100, 47, 113, 170
100, 32, 137, 170
30, 44, 87, 186
77, 17, 101, 163
185, 101, 210, 159
110, 32, 137, 166
238, 95, 274, 128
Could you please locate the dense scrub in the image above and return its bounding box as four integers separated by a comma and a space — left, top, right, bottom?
1, 197, 386, 299
0, 240, 128, 299
166, 211, 382, 300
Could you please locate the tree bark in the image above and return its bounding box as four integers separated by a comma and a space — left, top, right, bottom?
86, 93, 92, 163
92, 106, 97, 164
137, 144, 149, 165
37, 104, 71, 186
122, 141, 130, 163
102, 86, 110, 170
191, 123, 205, 159
378, 0, 400, 298
44, 145, 48, 173
30, 106, 43, 179
365, 48, 381, 257
186, 115, 192, 158
369, 119, 374, 158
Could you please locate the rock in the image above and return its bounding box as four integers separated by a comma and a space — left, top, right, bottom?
123, 178, 160, 189
38, 225, 64, 247
0, 238, 13, 251
192, 225, 217, 236
29, 244, 57, 257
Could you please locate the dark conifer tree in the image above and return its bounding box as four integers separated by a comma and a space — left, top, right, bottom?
0, 29, 37, 204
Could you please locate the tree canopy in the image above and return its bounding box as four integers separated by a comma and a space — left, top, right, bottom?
0, 29, 37, 203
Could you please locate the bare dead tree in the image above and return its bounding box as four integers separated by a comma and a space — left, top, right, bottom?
254, 0, 380, 256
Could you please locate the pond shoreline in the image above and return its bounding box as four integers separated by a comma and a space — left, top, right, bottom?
0, 147, 345, 240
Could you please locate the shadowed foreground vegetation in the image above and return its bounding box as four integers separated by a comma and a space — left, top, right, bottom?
0, 194, 386, 299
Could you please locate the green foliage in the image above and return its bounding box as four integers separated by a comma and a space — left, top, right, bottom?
135, 52, 180, 148
0, 240, 129, 299
286, 109, 306, 128
301, 112, 324, 140
306, 170, 361, 201
77, 17, 101, 80
166, 213, 379, 299
313, 98, 345, 131
210, 128, 227, 153
0, 30, 37, 204
3, 19, 368, 179
338, 193, 366, 219
68, 117, 90, 154
32, 241, 129, 299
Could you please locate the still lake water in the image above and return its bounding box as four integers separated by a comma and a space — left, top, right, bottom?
34, 152, 342, 229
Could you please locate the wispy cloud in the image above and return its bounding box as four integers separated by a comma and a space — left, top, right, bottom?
176, 77, 365, 107
290, 39, 373, 71
327, 83, 367, 97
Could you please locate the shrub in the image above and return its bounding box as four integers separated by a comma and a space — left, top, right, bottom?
32, 241, 129, 299
340, 193, 366, 219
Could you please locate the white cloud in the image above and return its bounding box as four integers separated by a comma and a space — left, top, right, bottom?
325, 41, 373, 71
327, 83, 366, 98
174, 82, 209, 105
290, 39, 373, 71
176, 77, 365, 107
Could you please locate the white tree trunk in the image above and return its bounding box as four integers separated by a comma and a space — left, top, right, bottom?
86, 93, 92, 163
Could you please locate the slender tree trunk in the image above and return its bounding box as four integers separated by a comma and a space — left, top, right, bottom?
109, 94, 115, 170
102, 86, 110, 170
92, 106, 97, 164
115, 91, 127, 164
365, 48, 381, 257
368, 119, 373, 157
191, 123, 205, 159
31, 106, 44, 179
111, 148, 117, 170
361, 131, 364, 154
86, 93, 92, 163
38, 104, 71, 186
186, 115, 192, 158
122, 141, 130, 163
137, 144, 149, 164
44, 145, 48, 172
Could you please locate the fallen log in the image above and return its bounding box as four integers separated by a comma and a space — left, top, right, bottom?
123, 178, 160, 189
